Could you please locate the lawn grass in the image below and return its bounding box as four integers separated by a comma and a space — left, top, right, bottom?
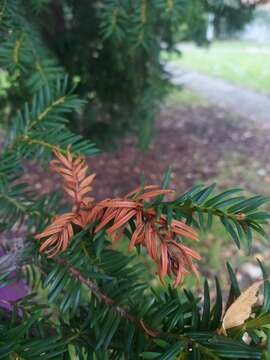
165, 87, 208, 106
164, 41, 270, 94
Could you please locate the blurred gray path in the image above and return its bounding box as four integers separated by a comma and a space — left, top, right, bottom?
166, 61, 270, 124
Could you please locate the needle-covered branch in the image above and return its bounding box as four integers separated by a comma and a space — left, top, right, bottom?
36, 147, 270, 289
161, 183, 270, 249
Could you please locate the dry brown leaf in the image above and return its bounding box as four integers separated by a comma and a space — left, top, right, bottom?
220, 281, 262, 335
50, 147, 96, 208
36, 146, 200, 284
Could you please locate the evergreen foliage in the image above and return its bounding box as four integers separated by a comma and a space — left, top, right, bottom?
208, 0, 254, 37
0, 1, 269, 359
0, 0, 254, 148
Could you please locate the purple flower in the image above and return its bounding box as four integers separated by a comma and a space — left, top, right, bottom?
0, 249, 27, 311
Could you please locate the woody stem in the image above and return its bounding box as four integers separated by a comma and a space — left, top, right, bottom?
55, 258, 136, 322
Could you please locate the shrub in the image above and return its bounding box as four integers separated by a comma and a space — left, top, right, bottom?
1, 1, 268, 359
0, 85, 270, 356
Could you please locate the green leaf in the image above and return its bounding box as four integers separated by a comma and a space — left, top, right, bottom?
241, 224, 253, 251
96, 310, 119, 350
246, 212, 270, 222
162, 166, 172, 189
228, 196, 268, 214
193, 184, 216, 205
201, 280, 210, 330
140, 352, 161, 359
206, 212, 213, 231
176, 185, 204, 204
221, 217, 240, 249
258, 259, 270, 312
188, 332, 262, 359
204, 188, 243, 207
190, 346, 201, 359
215, 196, 245, 209
197, 209, 205, 231
267, 330, 270, 358
159, 342, 185, 360
226, 262, 241, 298
211, 278, 222, 330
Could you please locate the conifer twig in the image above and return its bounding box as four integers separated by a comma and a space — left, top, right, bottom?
55, 258, 136, 322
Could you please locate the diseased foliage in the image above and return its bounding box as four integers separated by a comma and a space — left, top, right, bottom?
0, 1, 269, 359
